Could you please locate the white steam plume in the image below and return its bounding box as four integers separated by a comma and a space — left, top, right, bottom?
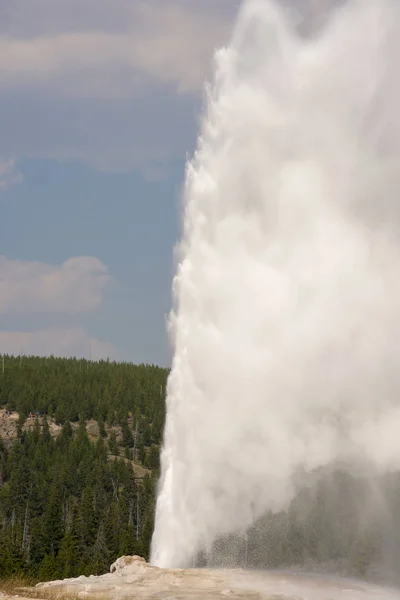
151, 0, 400, 569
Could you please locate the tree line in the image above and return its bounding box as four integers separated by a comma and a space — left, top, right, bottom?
0, 355, 168, 580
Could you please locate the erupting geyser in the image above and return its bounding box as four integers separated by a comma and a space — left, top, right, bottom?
151, 0, 400, 570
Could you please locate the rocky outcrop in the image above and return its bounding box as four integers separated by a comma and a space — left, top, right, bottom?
110, 555, 147, 573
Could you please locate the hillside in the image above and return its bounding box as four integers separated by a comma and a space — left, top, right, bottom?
0, 355, 168, 580
0, 410, 150, 479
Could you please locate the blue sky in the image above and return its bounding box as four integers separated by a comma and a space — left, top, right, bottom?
0, 0, 236, 366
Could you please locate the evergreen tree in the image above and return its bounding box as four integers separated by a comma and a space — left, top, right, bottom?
121, 422, 134, 448
108, 431, 118, 456
88, 524, 110, 576
57, 530, 80, 579
38, 553, 58, 582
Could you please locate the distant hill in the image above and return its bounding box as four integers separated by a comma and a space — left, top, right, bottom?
0, 354, 168, 430
0, 355, 168, 580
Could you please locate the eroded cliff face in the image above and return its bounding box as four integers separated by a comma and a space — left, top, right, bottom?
5, 556, 398, 600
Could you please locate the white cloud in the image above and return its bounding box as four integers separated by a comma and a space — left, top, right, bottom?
0, 159, 23, 190
0, 255, 117, 359
0, 255, 111, 315
0, 327, 119, 360
0, 0, 234, 172
0, 3, 230, 97
0, 1, 233, 171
